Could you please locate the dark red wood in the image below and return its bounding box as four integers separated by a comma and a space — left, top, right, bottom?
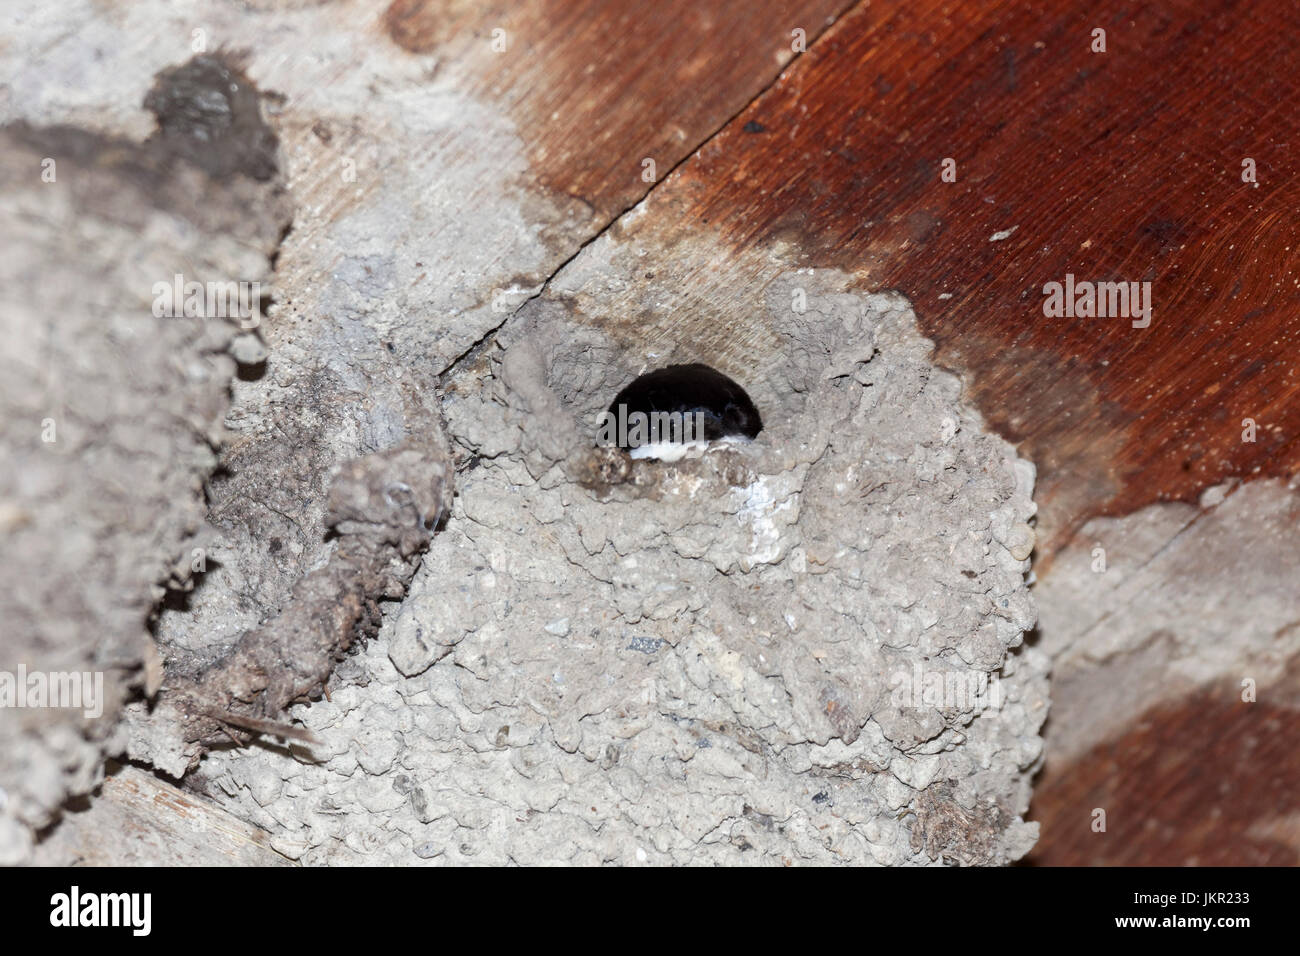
650, 0, 1300, 557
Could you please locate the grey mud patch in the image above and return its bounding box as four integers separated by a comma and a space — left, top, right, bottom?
194, 272, 1047, 865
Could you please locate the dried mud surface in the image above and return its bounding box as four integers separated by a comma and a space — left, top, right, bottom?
191, 275, 1047, 865
0, 72, 289, 861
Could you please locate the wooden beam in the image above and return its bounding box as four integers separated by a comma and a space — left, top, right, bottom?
32, 765, 292, 866
566, 0, 1300, 556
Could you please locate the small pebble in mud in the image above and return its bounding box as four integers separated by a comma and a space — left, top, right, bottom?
601, 363, 762, 461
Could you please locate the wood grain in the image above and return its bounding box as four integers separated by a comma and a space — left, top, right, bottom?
32, 764, 291, 866
1028, 684, 1300, 866
621, 0, 1300, 556
384, 0, 851, 223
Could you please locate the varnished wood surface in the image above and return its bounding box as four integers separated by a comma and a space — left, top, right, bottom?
627, 0, 1300, 556
1028, 684, 1300, 866
384, 0, 852, 223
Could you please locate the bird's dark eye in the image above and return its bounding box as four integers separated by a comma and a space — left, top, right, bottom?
597, 364, 762, 455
